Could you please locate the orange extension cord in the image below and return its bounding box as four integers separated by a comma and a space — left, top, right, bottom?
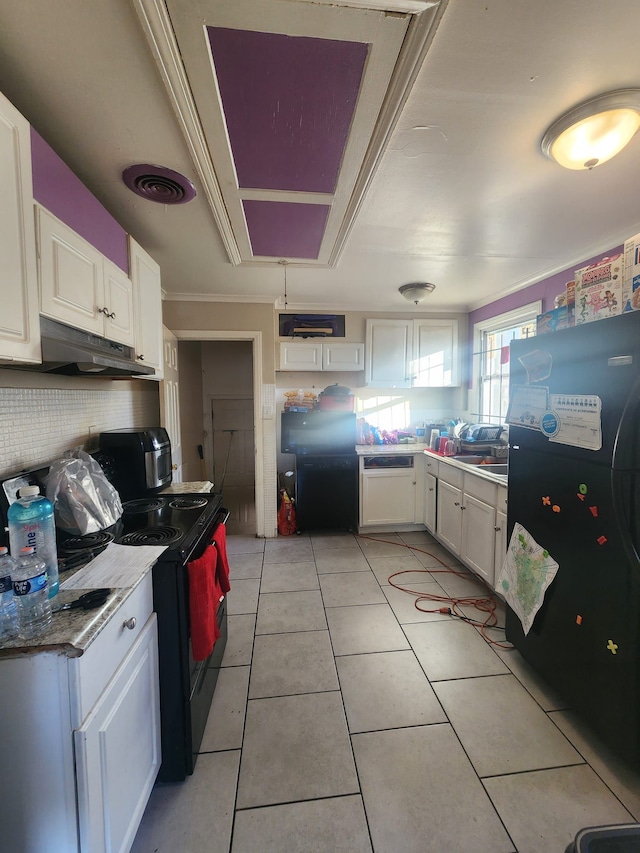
355, 533, 514, 650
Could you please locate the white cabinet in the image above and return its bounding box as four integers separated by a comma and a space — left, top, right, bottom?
37, 204, 135, 346
433, 459, 504, 587
0, 574, 160, 853
436, 479, 463, 554
424, 471, 437, 533
130, 238, 164, 378
74, 617, 160, 853
0, 90, 40, 363
494, 486, 508, 586
279, 340, 364, 371
365, 319, 412, 387
365, 318, 459, 387
359, 453, 423, 529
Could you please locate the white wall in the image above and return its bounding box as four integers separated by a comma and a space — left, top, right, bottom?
0, 370, 160, 476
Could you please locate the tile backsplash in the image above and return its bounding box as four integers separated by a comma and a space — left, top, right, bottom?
0, 381, 159, 476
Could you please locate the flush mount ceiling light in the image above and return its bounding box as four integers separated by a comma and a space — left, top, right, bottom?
541, 89, 640, 170
122, 164, 197, 204
399, 282, 436, 304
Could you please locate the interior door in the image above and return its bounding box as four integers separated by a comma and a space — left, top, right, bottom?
210, 397, 255, 534
160, 326, 182, 482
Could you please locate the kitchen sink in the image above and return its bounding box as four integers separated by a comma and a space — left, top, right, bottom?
450, 455, 487, 464
477, 464, 508, 475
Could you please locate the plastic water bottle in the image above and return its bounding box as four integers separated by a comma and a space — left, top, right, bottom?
13, 547, 52, 639
0, 546, 17, 640
8, 485, 59, 599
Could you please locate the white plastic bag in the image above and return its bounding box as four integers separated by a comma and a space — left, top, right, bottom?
45, 449, 123, 534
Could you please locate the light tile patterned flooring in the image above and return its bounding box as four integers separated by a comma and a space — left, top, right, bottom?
131, 531, 640, 853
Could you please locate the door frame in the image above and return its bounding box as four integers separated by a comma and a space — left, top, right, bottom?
171, 330, 265, 538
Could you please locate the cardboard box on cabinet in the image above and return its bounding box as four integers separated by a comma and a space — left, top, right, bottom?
575, 254, 624, 324
623, 232, 640, 313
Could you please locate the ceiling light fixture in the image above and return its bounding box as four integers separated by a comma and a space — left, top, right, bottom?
399, 282, 436, 305
541, 89, 640, 170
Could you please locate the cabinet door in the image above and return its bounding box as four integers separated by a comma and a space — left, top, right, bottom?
74, 616, 160, 853
0, 92, 40, 363
38, 205, 105, 335
279, 341, 322, 370
160, 325, 182, 482
461, 493, 495, 586
365, 319, 412, 387
436, 480, 462, 554
361, 468, 416, 526
103, 258, 135, 346
322, 342, 364, 371
413, 319, 459, 387
494, 508, 508, 588
130, 238, 163, 377
424, 472, 437, 533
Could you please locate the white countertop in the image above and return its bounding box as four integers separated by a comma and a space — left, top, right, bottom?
356, 443, 429, 455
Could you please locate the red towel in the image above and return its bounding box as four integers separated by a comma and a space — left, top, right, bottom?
212, 523, 231, 595
188, 544, 221, 661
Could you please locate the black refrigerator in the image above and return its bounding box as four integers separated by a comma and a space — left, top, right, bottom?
506, 310, 640, 766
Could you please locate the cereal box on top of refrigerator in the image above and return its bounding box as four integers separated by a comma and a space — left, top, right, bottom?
574, 254, 623, 324
623, 232, 640, 313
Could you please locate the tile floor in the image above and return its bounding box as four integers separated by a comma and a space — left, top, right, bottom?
131, 530, 640, 853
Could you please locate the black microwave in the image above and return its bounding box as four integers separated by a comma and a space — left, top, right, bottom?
281, 411, 356, 455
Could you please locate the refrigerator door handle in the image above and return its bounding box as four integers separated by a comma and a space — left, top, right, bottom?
612, 373, 640, 471
611, 468, 640, 570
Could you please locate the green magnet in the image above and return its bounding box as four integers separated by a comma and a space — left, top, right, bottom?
579, 483, 588, 495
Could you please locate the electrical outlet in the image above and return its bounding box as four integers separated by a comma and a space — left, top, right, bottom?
88, 424, 98, 436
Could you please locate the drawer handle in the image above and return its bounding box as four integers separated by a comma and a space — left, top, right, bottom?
123, 617, 137, 630
454, 501, 460, 506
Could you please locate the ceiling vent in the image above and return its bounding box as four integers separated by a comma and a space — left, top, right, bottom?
122, 164, 197, 204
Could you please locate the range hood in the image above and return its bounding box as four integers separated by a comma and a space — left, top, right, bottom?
20, 317, 155, 377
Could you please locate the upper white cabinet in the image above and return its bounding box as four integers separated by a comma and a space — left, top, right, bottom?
130, 238, 164, 379
0, 91, 40, 363
279, 341, 364, 372
365, 319, 459, 387
37, 204, 135, 346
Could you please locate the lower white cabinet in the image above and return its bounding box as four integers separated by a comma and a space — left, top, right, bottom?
433, 457, 506, 589
0, 575, 160, 853
424, 472, 437, 533
359, 453, 424, 529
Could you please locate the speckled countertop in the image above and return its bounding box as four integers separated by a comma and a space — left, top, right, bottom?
0, 560, 151, 661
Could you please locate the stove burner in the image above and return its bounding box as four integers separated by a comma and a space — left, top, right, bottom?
120, 526, 183, 546
168, 497, 208, 510
123, 498, 165, 514
60, 531, 115, 553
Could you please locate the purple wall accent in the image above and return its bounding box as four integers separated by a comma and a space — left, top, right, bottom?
243, 200, 329, 259
466, 246, 624, 388
30, 128, 129, 273
208, 27, 368, 194
468, 247, 624, 332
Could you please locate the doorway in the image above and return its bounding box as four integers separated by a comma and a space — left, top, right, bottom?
209, 396, 255, 535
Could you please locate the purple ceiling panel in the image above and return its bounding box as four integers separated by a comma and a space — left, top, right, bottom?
208, 27, 368, 194
243, 200, 329, 259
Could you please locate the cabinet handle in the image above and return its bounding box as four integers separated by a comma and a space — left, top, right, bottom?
108, 311, 116, 319
137, 354, 145, 361
460, 505, 466, 510
494, 526, 501, 532
123, 617, 137, 630
429, 487, 434, 492
98, 307, 116, 320
412, 481, 416, 485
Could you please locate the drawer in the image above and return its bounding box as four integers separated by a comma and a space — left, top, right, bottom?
424, 454, 439, 476
498, 485, 508, 510
438, 462, 463, 489
463, 470, 498, 504
69, 572, 154, 726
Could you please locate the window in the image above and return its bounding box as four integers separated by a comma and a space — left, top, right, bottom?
472, 302, 540, 423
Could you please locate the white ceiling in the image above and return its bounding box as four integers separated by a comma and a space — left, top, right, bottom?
0, 0, 639, 313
